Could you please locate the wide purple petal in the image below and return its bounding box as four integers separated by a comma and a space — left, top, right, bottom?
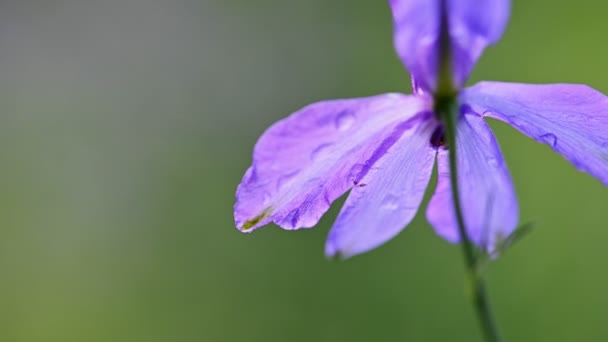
426, 110, 518, 252
463, 82, 608, 186
235, 94, 432, 232
389, 0, 510, 92
325, 115, 437, 258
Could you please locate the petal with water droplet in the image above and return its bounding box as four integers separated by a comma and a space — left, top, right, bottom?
335, 111, 356, 131
463, 82, 608, 186
426, 110, 518, 253
235, 93, 432, 232
325, 117, 437, 258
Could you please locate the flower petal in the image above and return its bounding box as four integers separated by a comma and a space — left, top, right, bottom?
235, 94, 432, 232
325, 116, 437, 258
463, 82, 608, 186
389, 0, 510, 92
426, 110, 518, 252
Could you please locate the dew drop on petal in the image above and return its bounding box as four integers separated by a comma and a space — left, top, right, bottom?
335, 111, 355, 131
262, 192, 272, 205
277, 171, 298, 190
310, 143, 333, 162
488, 157, 499, 168
381, 194, 400, 211
540, 133, 558, 148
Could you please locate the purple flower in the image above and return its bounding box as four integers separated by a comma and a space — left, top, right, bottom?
234, 0, 608, 258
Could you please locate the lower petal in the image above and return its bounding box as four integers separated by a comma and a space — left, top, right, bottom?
426, 111, 519, 253
325, 117, 437, 258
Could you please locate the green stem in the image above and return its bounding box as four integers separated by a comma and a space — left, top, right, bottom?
443, 100, 502, 342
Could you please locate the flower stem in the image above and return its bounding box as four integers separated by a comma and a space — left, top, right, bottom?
443, 99, 502, 342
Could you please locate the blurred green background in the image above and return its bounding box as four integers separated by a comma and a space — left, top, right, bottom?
0, 0, 607, 341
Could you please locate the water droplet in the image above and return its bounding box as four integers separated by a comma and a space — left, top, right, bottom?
481, 110, 493, 117
262, 192, 272, 205
381, 195, 400, 210
277, 171, 298, 190
488, 158, 499, 168
310, 143, 333, 161
335, 111, 355, 131
540, 133, 558, 148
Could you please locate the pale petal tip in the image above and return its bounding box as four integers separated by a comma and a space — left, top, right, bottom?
324, 239, 339, 258
235, 207, 274, 233
324, 235, 359, 260
324, 243, 350, 261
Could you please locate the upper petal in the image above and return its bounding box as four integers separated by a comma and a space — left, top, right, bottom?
389, 0, 510, 92
234, 94, 432, 232
463, 82, 608, 186
325, 115, 437, 258
426, 110, 519, 252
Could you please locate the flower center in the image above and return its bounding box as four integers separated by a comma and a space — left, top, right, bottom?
430, 124, 446, 148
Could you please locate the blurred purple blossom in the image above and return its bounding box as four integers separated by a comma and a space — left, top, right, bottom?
234, 0, 608, 258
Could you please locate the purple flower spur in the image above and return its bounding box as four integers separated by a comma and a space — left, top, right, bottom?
234, 0, 608, 258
